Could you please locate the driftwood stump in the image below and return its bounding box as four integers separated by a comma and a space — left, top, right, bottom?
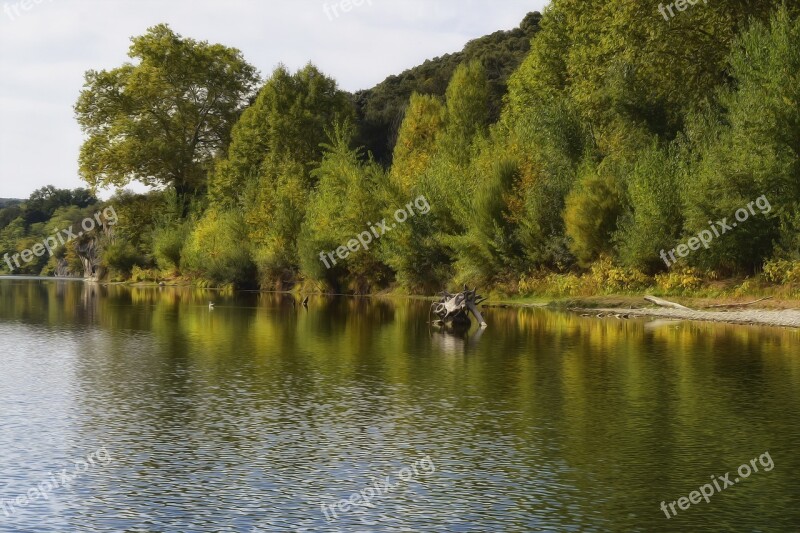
431, 286, 488, 328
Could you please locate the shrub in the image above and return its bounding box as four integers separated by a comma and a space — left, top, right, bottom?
102, 241, 143, 277
564, 162, 623, 267
762, 259, 800, 284
153, 222, 190, 272
130, 265, 160, 283
654, 267, 704, 294
584, 258, 651, 294
181, 209, 256, 286
518, 259, 651, 297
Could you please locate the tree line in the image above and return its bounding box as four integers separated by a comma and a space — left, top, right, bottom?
6, 2, 800, 296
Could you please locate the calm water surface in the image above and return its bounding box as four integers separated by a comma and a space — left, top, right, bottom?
0, 278, 799, 532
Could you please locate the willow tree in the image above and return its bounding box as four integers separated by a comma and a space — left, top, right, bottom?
75, 24, 259, 207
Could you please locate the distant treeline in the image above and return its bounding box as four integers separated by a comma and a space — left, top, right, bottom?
7, 2, 800, 294
0, 186, 102, 275
0, 199, 23, 209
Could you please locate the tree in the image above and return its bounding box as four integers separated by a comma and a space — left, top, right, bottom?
299, 122, 390, 292
405, 61, 492, 285
353, 12, 540, 163
448, 157, 525, 283
224, 65, 355, 286
75, 24, 259, 205
388, 93, 445, 194
23, 186, 96, 226
181, 208, 255, 286
439, 60, 490, 167
564, 160, 623, 268
210, 64, 354, 207
682, 7, 800, 273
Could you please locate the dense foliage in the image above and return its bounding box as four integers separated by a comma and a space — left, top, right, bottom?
354, 12, 542, 163
7, 4, 800, 297
0, 187, 101, 275
75, 24, 259, 209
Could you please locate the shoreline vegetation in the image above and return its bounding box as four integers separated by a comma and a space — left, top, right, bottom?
4, 5, 800, 324
3, 273, 799, 328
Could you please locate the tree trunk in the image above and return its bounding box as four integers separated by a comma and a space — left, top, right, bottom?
431, 288, 488, 328
644, 296, 691, 310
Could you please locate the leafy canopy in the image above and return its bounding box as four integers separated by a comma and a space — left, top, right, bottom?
75, 24, 259, 196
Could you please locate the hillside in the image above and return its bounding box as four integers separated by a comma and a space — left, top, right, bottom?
354, 11, 542, 163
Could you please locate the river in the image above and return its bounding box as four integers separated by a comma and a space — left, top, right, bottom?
0, 278, 798, 532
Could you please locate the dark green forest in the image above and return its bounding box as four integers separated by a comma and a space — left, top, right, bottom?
4, 2, 800, 298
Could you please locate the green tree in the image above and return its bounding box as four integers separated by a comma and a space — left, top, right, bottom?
613, 141, 684, 272
564, 160, 623, 267
217, 65, 355, 286
23, 186, 96, 226
299, 122, 390, 292
448, 157, 525, 283
439, 61, 490, 166
210, 64, 354, 207
181, 209, 255, 286
682, 7, 800, 272
548, 0, 776, 142
408, 61, 493, 286
75, 24, 259, 205
389, 93, 445, 194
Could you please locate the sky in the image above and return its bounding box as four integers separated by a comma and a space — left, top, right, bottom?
0, 0, 547, 200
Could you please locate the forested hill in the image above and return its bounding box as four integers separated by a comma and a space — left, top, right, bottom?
7, 3, 800, 300
354, 11, 542, 163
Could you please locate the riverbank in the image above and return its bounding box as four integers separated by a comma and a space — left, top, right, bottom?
519, 295, 800, 329
573, 306, 800, 328
40, 273, 800, 329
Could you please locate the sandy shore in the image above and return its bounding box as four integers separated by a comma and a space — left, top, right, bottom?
575, 306, 800, 328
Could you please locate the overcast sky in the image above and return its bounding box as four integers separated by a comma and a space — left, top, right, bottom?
0, 0, 547, 200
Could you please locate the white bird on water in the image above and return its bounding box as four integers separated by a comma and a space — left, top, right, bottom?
208, 302, 215, 310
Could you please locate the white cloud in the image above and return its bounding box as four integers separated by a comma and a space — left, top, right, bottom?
0, 0, 547, 199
